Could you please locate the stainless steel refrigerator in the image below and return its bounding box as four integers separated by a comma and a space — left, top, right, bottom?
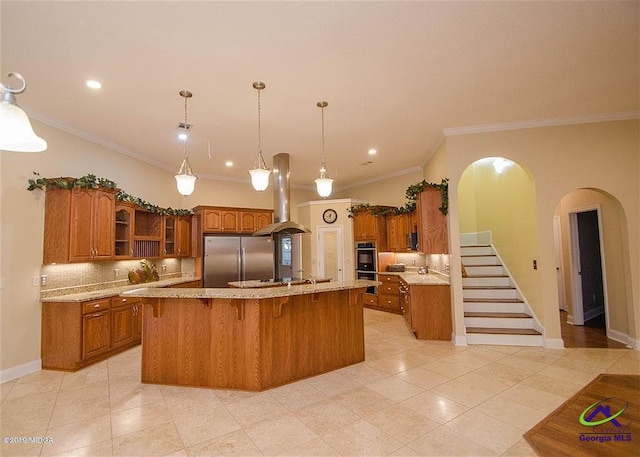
203, 236, 274, 287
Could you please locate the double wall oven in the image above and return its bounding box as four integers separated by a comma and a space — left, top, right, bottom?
355, 242, 377, 294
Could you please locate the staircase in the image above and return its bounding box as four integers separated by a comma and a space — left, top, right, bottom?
462, 245, 543, 346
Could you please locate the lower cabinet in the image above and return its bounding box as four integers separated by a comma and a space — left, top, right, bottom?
377, 274, 402, 314
82, 305, 111, 360
400, 281, 452, 340
111, 296, 143, 350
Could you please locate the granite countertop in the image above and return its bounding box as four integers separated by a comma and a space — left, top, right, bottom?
228, 277, 331, 288
41, 276, 201, 303
121, 279, 379, 300
380, 271, 450, 286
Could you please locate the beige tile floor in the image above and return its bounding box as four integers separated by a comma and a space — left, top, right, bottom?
1, 309, 638, 456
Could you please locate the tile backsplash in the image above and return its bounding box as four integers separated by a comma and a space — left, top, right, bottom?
41, 258, 194, 294
395, 252, 450, 276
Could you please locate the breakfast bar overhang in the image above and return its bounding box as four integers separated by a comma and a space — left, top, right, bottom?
122, 280, 376, 391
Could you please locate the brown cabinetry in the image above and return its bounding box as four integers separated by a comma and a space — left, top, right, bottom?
417, 188, 448, 254
386, 213, 413, 252
114, 203, 135, 259
194, 206, 273, 234
399, 279, 451, 340
82, 300, 111, 360
111, 296, 142, 350
377, 274, 401, 313
133, 209, 162, 258
163, 215, 191, 257
353, 211, 388, 250
44, 187, 116, 264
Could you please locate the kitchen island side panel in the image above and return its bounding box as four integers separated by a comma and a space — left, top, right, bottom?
139, 288, 365, 391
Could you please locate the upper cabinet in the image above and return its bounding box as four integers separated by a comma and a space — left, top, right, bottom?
353, 211, 388, 251
386, 213, 413, 252
194, 206, 273, 234
43, 188, 193, 264
44, 187, 116, 264
417, 187, 448, 254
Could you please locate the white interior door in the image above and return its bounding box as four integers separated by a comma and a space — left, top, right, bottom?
317, 226, 344, 281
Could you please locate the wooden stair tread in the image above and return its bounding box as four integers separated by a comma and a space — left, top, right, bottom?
463, 298, 524, 303
461, 254, 498, 257
466, 327, 541, 335
464, 312, 531, 319
463, 264, 503, 267
464, 275, 509, 278
463, 286, 515, 290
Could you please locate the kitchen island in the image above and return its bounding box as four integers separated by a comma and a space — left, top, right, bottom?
122, 280, 376, 391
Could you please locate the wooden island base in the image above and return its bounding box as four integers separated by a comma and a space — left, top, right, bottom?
140, 288, 366, 391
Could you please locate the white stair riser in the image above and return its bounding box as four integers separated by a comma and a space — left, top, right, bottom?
460, 246, 493, 256
462, 277, 511, 287
463, 288, 518, 300
464, 265, 505, 276
464, 301, 526, 313
462, 256, 500, 266
466, 333, 543, 346
464, 317, 533, 329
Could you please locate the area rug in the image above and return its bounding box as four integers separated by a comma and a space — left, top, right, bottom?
524, 374, 640, 456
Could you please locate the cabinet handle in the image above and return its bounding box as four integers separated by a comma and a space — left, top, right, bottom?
93, 304, 100, 308
92, 312, 103, 317
121, 298, 127, 303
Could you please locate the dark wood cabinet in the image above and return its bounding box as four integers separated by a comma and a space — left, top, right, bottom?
194, 206, 273, 234
417, 188, 448, 254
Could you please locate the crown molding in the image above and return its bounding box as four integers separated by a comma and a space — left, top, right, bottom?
421, 132, 446, 168
442, 112, 640, 136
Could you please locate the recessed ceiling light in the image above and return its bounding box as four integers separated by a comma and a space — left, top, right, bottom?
85, 80, 102, 90
177, 132, 188, 141
225, 161, 233, 167
368, 148, 377, 155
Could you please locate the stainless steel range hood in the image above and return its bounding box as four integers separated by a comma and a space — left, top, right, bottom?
253, 153, 311, 236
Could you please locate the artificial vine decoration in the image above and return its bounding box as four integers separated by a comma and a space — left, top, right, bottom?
27, 172, 193, 216
348, 178, 449, 217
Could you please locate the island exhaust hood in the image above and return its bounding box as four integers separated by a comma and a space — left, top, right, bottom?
253, 153, 311, 236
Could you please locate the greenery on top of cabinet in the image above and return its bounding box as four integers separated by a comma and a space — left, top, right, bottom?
27, 172, 193, 216
349, 178, 449, 217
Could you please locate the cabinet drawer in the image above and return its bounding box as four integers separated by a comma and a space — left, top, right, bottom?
378, 274, 399, 284
82, 299, 111, 314
379, 283, 399, 295
111, 296, 142, 308
379, 295, 400, 311
363, 294, 378, 306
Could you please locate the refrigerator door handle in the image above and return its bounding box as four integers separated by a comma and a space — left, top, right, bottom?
237, 248, 242, 281
241, 247, 246, 281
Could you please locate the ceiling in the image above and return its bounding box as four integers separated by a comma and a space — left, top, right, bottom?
2, 1, 638, 189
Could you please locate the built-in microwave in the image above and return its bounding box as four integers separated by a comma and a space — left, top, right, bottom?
355, 242, 376, 272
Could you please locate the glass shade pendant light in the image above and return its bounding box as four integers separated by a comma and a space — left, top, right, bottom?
315, 101, 333, 198
0, 72, 47, 152
248, 81, 271, 192
174, 90, 197, 196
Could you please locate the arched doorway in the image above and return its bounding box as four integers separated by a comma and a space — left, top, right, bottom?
457, 156, 544, 346
554, 188, 630, 348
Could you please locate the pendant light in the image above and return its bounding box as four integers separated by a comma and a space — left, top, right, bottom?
0, 72, 47, 152
174, 90, 197, 196
315, 101, 333, 198
248, 82, 271, 192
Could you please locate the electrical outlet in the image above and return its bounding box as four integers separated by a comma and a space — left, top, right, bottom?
40, 274, 48, 285
114, 268, 120, 278
32, 275, 40, 286
162, 264, 167, 272
533, 260, 537, 270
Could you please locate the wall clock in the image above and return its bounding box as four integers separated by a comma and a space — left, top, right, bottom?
322, 208, 338, 224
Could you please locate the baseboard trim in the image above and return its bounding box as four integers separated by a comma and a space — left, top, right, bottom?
626, 337, 640, 350
0, 359, 42, 383
544, 338, 565, 349
453, 334, 468, 346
